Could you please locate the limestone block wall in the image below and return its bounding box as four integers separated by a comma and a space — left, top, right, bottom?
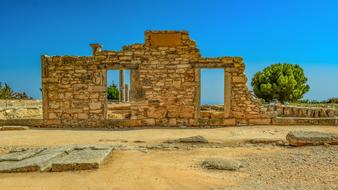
127, 31, 201, 126
192, 57, 271, 126
42, 56, 107, 127
0, 100, 42, 119
229, 63, 272, 125
269, 104, 337, 118
41, 30, 271, 128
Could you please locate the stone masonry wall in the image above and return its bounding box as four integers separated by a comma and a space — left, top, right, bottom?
126, 31, 201, 126
268, 104, 337, 118
0, 100, 42, 119
41, 30, 271, 128
42, 56, 106, 127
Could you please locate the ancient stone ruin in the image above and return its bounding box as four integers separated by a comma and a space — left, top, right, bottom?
0, 145, 113, 172
41, 30, 273, 128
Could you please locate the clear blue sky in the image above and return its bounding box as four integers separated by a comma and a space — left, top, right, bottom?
0, 0, 337, 103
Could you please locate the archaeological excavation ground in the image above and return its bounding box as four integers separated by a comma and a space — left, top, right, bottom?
0, 125, 338, 190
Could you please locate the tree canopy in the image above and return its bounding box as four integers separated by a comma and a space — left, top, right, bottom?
107, 82, 119, 100
251, 63, 310, 103
0, 82, 32, 99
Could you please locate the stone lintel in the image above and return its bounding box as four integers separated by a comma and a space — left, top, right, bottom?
192, 62, 235, 68
104, 63, 139, 70
145, 31, 188, 47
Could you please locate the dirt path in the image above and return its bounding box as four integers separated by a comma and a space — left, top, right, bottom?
0, 125, 337, 190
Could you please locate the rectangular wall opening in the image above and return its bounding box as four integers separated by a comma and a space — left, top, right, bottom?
106, 69, 131, 119
200, 68, 224, 118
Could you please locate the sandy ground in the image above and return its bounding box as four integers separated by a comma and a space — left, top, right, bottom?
0, 125, 337, 190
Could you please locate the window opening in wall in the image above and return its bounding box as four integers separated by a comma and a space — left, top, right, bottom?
200, 69, 224, 118
106, 69, 131, 119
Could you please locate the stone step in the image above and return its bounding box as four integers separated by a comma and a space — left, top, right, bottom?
107, 103, 131, 110
272, 117, 337, 125
108, 110, 131, 114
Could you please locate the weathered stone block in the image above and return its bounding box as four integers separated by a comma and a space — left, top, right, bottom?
73, 84, 87, 91
223, 118, 236, 126
232, 77, 246, 83
208, 118, 223, 125
201, 158, 242, 171
286, 131, 338, 146
48, 102, 59, 109
48, 113, 57, 119
200, 111, 211, 118
89, 102, 102, 110
179, 112, 193, 118
168, 118, 177, 126
0, 145, 113, 173
147, 109, 166, 118
88, 86, 106, 92
78, 113, 88, 120
148, 32, 182, 47
142, 118, 155, 125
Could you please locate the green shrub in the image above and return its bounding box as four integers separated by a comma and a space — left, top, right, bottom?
296, 99, 320, 104
107, 82, 119, 100
327, 98, 338, 103
251, 63, 310, 103
0, 82, 32, 99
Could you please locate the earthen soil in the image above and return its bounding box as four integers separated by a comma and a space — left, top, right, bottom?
0, 125, 337, 190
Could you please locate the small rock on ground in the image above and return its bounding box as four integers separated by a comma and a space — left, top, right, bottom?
201, 158, 242, 171
133, 140, 146, 143
0, 148, 46, 161
165, 135, 208, 143
247, 138, 286, 146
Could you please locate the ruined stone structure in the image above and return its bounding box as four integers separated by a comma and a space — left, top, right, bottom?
41, 31, 271, 128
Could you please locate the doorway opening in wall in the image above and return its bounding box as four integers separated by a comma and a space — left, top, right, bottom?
106, 69, 131, 119
200, 69, 224, 118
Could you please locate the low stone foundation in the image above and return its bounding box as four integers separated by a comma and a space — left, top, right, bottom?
268, 104, 337, 126
268, 104, 337, 118
0, 119, 43, 127
0, 100, 337, 127
0, 100, 42, 120
272, 117, 337, 125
